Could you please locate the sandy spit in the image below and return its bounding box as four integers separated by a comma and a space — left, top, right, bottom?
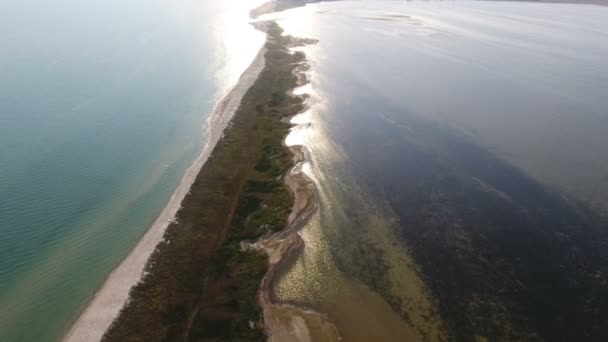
256, 144, 341, 342
63, 47, 267, 342
254, 36, 341, 341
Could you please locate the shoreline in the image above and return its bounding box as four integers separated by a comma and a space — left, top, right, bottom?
30, 1, 608, 341
96, 20, 330, 341
66, 2, 338, 338
64, 46, 267, 342
254, 48, 341, 341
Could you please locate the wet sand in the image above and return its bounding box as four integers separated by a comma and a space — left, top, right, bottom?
256, 145, 340, 342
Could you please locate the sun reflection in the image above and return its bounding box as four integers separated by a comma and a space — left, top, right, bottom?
257, 3, 317, 39
211, 0, 267, 102
292, 83, 313, 96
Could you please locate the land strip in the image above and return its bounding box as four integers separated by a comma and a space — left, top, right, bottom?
102, 21, 316, 341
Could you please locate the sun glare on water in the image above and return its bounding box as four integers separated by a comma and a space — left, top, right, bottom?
211, 0, 268, 101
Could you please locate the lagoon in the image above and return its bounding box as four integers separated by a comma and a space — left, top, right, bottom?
271, 1, 608, 340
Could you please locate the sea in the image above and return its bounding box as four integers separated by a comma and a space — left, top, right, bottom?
0, 0, 265, 341
268, 1, 608, 340
2, 0, 608, 341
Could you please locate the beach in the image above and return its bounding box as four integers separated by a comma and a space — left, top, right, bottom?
64, 43, 267, 342
0, 2, 271, 341
64, 2, 323, 340
74, 18, 328, 341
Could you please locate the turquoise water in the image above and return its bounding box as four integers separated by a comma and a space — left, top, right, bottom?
0, 1, 263, 340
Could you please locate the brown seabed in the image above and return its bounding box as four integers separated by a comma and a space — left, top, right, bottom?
256, 144, 341, 342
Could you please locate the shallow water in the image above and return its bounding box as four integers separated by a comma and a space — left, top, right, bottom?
269, 1, 608, 340
0, 1, 264, 341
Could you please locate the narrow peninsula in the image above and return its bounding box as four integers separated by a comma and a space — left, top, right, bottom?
102, 22, 317, 341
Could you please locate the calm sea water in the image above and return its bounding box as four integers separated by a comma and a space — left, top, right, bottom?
270, 1, 608, 340
0, 1, 264, 341
279, 0, 608, 209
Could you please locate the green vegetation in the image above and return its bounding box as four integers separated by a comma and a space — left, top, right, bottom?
103, 22, 308, 342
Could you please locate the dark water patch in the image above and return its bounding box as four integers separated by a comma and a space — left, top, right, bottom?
352, 109, 608, 340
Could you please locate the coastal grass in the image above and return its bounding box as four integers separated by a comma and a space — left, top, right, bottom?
102, 22, 306, 342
